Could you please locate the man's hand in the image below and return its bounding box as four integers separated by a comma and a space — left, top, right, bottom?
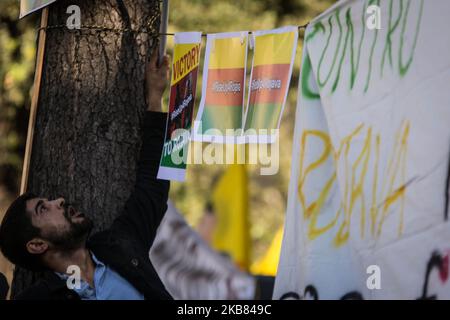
145, 52, 170, 112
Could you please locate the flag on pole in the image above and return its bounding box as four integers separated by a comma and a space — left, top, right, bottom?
211, 164, 250, 270
20, 0, 56, 19
250, 227, 283, 276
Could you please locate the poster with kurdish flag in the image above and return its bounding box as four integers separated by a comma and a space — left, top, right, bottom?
20, 0, 56, 18
193, 32, 249, 144
244, 26, 298, 143
157, 32, 202, 181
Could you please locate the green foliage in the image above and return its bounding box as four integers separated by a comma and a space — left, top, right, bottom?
0, 0, 37, 193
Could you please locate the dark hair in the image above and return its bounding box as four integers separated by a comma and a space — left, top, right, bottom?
0, 193, 45, 271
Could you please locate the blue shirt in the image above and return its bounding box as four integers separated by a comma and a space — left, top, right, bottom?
57, 253, 144, 300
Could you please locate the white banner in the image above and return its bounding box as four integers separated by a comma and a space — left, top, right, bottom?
275, 0, 450, 300
20, 0, 56, 19
150, 201, 256, 299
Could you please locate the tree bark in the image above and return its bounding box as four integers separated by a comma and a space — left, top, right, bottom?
12, 0, 160, 297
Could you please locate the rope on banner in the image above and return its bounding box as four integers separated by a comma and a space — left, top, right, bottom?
37, 23, 310, 37
159, 23, 310, 36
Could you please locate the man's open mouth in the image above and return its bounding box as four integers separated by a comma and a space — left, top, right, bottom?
68, 206, 85, 219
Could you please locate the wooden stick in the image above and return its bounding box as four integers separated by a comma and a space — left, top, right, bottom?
158, 0, 169, 66
19, 8, 49, 195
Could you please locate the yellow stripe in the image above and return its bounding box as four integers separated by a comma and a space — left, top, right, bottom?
253, 32, 296, 66
172, 43, 201, 85
212, 164, 250, 270
209, 37, 247, 69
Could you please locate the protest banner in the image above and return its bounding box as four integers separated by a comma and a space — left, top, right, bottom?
275, 0, 450, 299
192, 32, 249, 143
244, 26, 298, 143
150, 201, 256, 299
20, 0, 56, 18
157, 32, 202, 181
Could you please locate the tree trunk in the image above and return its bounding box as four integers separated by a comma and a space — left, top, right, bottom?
12, 0, 160, 297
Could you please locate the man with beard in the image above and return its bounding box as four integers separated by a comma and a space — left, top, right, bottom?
0, 52, 172, 300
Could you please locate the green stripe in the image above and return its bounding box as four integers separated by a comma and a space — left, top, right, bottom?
200, 105, 242, 133
160, 135, 189, 169
160, 153, 186, 168
244, 103, 281, 131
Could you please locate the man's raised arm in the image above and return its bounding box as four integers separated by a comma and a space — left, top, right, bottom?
112, 52, 171, 252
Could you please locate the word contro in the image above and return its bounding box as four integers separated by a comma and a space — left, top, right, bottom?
302, 0, 424, 99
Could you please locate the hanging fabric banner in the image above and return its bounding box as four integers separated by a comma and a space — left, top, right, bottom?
192, 32, 249, 144
243, 26, 298, 143
157, 32, 202, 181
20, 0, 56, 18
275, 0, 450, 300
150, 201, 256, 300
